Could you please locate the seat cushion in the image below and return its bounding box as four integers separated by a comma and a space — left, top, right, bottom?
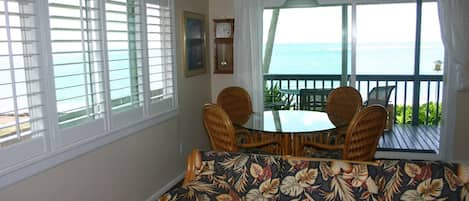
198, 150, 283, 200
279, 157, 382, 201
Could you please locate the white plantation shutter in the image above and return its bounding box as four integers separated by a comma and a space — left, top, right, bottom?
49, 0, 106, 146
0, 0, 47, 170
48, 0, 176, 142
0, 0, 178, 183
145, 0, 176, 115
105, 0, 144, 110
105, 0, 145, 127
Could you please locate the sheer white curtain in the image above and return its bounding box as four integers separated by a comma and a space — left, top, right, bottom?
437, 0, 469, 160
438, 0, 469, 91
233, 0, 286, 113
233, 0, 264, 113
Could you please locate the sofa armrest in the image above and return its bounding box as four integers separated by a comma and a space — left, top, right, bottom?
183, 149, 202, 186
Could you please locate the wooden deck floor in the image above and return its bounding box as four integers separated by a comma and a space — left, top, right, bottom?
377, 124, 440, 154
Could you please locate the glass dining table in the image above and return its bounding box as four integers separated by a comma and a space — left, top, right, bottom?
234, 110, 346, 156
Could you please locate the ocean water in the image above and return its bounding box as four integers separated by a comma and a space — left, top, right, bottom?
53, 50, 137, 113
267, 42, 444, 75
0, 42, 444, 115
265, 42, 445, 105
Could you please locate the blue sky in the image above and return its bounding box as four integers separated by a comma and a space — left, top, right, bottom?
263, 2, 441, 44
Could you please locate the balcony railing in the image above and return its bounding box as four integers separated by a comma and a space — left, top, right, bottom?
264, 74, 443, 126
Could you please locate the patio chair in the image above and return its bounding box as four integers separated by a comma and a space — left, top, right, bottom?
298, 105, 387, 161
365, 85, 396, 108
217, 86, 252, 125
299, 88, 332, 112
365, 85, 396, 130
202, 103, 281, 154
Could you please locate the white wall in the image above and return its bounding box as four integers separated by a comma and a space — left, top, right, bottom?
0, 0, 211, 200
0, 120, 182, 201
176, 0, 212, 159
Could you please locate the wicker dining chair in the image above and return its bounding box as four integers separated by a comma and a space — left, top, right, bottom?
296, 87, 362, 153
202, 103, 281, 153
325, 86, 363, 127
311, 86, 364, 146
217, 86, 253, 125
299, 105, 387, 161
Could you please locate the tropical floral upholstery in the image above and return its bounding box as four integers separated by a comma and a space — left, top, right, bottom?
159, 151, 283, 201
203, 151, 283, 199
158, 150, 469, 201
377, 160, 469, 201
279, 158, 382, 201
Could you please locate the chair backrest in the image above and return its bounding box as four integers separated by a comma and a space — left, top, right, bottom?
299, 88, 332, 111
217, 86, 253, 125
342, 105, 387, 161
325, 86, 363, 126
365, 86, 395, 107
202, 103, 238, 152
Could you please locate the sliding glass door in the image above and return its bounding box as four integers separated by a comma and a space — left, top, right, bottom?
262, 0, 444, 154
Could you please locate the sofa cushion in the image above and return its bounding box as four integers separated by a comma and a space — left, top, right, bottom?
377, 160, 469, 201
197, 150, 283, 200
158, 150, 469, 201
279, 157, 382, 201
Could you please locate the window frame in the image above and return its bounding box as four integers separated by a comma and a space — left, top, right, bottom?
0, 0, 178, 190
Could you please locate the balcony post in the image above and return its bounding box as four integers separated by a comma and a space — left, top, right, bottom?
341, 5, 348, 86
412, 0, 422, 126
412, 81, 420, 126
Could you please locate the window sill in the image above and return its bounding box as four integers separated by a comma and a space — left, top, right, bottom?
0, 109, 179, 190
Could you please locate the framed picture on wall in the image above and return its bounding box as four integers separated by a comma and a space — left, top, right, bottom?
183, 11, 207, 77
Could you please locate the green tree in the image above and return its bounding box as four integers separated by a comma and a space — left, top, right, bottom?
418, 102, 442, 125
394, 102, 442, 125
395, 105, 412, 124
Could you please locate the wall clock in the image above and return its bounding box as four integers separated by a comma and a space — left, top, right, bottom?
215, 21, 233, 38
214, 19, 234, 74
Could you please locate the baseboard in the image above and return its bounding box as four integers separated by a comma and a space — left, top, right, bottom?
145, 171, 185, 201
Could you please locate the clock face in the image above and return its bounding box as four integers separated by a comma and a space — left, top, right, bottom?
215, 22, 232, 38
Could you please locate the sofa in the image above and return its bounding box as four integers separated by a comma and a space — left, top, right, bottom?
158, 149, 469, 201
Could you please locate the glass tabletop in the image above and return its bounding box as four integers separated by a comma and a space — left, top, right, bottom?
235, 110, 344, 134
